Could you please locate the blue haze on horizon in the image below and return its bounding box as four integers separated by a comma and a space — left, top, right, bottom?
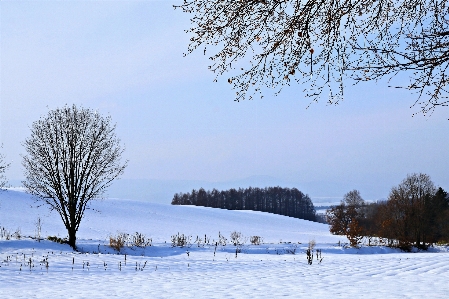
1, 1, 448, 205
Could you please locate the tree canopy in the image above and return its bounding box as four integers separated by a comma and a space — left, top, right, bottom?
22, 105, 127, 248
176, 0, 449, 116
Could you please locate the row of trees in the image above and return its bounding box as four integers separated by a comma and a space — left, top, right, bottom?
327, 174, 449, 250
172, 187, 317, 221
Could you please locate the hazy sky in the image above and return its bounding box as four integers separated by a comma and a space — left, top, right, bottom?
1, 1, 448, 203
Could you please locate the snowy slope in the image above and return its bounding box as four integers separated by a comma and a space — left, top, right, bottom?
0, 189, 343, 244
1, 189, 449, 298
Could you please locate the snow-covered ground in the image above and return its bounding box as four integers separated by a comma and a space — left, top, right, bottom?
1, 189, 448, 298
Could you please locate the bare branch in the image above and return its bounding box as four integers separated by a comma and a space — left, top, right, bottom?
176, 0, 449, 116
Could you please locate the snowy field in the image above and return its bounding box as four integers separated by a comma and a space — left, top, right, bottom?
1, 189, 449, 298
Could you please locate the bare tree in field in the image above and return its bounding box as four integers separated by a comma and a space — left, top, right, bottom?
0, 148, 9, 190
22, 105, 128, 249
175, 0, 449, 117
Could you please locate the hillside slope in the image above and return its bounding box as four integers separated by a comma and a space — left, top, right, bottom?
0, 189, 343, 244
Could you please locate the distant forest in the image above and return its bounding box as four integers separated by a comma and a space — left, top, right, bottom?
171, 187, 316, 221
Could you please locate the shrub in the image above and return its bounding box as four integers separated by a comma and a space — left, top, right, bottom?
230, 231, 245, 246
0, 226, 11, 240
218, 231, 227, 246
109, 233, 128, 251
308, 239, 316, 251
171, 233, 191, 247
0, 227, 22, 240
12, 228, 22, 240
250, 235, 263, 245
109, 232, 152, 251
194, 234, 210, 247
306, 239, 316, 265
47, 236, 68, 244
131, 232, 152, 247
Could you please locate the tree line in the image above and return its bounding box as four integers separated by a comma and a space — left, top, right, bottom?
171, 186, 316, 221
327, 173, 449, 250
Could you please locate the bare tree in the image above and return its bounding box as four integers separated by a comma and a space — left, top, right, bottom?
175, 0, 449, 117
22, 105, 128, 249
0, 147, 9, 190
343, 189, 364, 207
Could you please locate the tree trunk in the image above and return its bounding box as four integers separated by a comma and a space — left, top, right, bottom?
68, 226, 77, 249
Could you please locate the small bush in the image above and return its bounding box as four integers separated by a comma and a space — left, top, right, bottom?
394, 240, 413, 252
0, 226, 11, 240
109, 232, 152, 251
306, 239, 316, 265
47, 236, 68, 244
250, 235, 263, 245
436, 240, 449, 246
109, 233, 128, 251
171, 233, 191, 247
218, 231, 227, 246
12, 228, 22, 240
308, 239, 316, 251
194, 234, 210, 247
0, 227, 22, 240
230, 231, 245, 246
131, 232, 152, 247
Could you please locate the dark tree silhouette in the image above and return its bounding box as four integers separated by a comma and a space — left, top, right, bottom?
431, 187, 449, 241
22, 105, 127, 249
172, 186, 316, 221
381, 173, 438, 249
175, 0, 449, 116
328, 175, 449, 250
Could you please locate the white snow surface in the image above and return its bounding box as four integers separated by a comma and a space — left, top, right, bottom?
1, 189, 448, 298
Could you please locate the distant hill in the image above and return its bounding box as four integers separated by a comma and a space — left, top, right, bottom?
0, 189, 342, 244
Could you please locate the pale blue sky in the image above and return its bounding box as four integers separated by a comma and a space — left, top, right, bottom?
1, 1, 448, 204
